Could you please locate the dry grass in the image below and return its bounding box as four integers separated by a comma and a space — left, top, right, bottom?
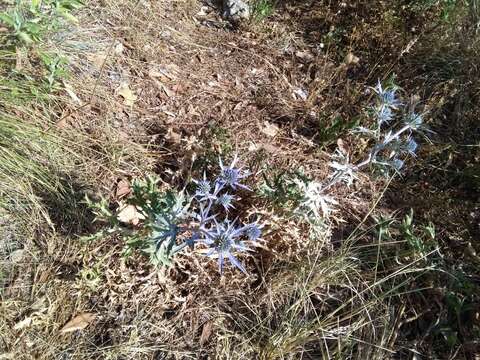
1, 0, 479, 359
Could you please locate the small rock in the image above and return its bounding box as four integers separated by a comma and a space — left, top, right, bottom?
293, 88, 309, 101
223, 0, 250, 20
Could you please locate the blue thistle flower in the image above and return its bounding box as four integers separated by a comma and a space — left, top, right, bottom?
375, 105, 394, 126
203, 219, 250, 274
216, 193, 235, 211
195, 180, 211, 197
373, 80, 402, 109
193, 173, 216, 200
405, 137, 418, 156
405, 111, 423, 130
390, 158, 404, 171
241, 222, 263, 241
217, 156, 251, 191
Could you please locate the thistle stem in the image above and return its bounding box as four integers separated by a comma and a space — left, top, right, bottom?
321, 124, 411, 192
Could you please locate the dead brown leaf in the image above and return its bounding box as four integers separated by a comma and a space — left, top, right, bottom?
116, 179, 131, 199
15, 47, 26, 71
165, 128, 182, 144
60, 313, 95, 334
261, 121, 279, 137
153, 79, 173, 97
117, 83, 137, 106
63, 82, 82, 104
345, 52, 360, 65
295, 50, 314, 62
56, 118, 69, 129
117, 204, 144, 225
200, 321, 213, 346
337, 138, 349, 154
114, 42, 124, 55
148, 68, 174, 82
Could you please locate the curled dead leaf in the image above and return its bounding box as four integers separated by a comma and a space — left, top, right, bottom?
295, 50, 314, 62
56, 118, 69, 129
114, 42, 124, 55
15, 47, 26, 71
60, 313, 95, 333
165, 128, 182, 144
149, 68, 174, 81
63, 82, 82, 105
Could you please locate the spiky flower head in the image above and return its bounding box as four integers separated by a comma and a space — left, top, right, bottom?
329, 149, 358, 186
405, 111, 424, 130
203, 219, 250, 273
295, 180, 338, 218
241, 222, 263, 241
216, 193, 235, 211
390, 158, 404, 171
193, 173, 217, 201
373, 80, 402, 109
195, 180, 211, 196
217, 155, 251, 191
405, 137, 418, 156
376, 105, 394, 126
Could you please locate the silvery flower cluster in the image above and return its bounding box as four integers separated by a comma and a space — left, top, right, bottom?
295, 80, 427, 221
149, 156, 262, 274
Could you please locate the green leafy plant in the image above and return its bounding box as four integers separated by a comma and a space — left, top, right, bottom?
0, 0, 83, 45
317, 115, 360, 146
0, 8, 43, 44
258, 170, 306, 208
400, 209, 436, 258
252, 0, 276, 21
49, 0, 83, 23
409, 0, 461, 22
87, 177, 190, 265
88, 157, 263, 273
368, 210, 480, 354
39, 52, 68, 89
